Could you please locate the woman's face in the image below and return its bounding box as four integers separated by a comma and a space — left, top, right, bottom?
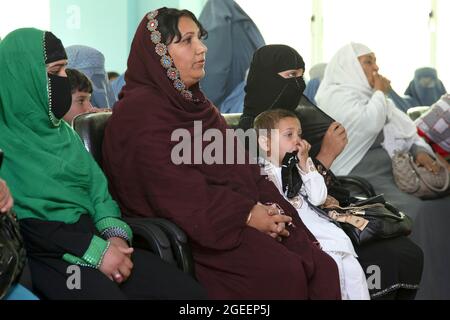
167, 16, 207, 88
358, 53, 379, 87
46, 59, 68, 77
278, 68, 304, 79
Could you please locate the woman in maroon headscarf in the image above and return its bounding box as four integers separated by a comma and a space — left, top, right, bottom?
102, 7, 340, 299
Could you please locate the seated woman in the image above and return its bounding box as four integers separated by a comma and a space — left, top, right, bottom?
315, 42, 450, 299
405, 67, 447, 107
315, 43, 445, 186
238, 45, 347, 170
0, 28, 205, 300
102, 7, 341, 299
66, 45, 117, 109
239, 44, 423, 300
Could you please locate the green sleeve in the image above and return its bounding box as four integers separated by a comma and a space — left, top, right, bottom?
95, 217, 133, 244
63, 235, 110, 269
87, 155, 122, 223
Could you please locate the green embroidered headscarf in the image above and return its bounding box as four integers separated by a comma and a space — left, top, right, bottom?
0, 28, 120, 223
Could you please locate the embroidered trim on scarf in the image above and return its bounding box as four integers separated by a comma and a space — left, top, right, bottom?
146, 10, 196, 102
43, 31, 61, 127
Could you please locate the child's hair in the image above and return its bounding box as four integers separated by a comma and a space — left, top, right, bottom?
66, 68, 93, 94
253, 109, 299, 137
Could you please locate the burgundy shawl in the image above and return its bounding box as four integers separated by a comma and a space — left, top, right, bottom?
102, 10, 340, 299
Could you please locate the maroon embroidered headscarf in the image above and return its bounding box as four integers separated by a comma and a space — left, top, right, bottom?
103, 8, 340, 299
104, 7, 274, 226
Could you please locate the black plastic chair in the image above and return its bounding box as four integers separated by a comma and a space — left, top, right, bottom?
73, 112, 195, 275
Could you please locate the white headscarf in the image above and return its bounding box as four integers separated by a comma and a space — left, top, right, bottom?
316, 43, 425, 175
351, 43, 372, 58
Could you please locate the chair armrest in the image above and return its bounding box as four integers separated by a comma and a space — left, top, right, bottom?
123, 218, 176, 266
144, 218, 195, 277
336, 175, 376, 198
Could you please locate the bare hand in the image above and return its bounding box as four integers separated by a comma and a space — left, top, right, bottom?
297, 140, 311, 170
99, 242, 134, 283
373, 72, 391, 93
415, 152, 441, 174
247, 203, 292, 240
108, 237, 131, 257
316, 122, 348, 169
0, 178, 14, 214
323, 195, 340, 208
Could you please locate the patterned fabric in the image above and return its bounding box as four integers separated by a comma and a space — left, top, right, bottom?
63, 236, 110, 268
101, 227, 130, 243
416, 94, 450, 153
95, 217, 133, 242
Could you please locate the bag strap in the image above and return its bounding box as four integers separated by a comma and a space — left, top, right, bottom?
409, 155, 450, 192
303, 196, 342, 227
362, 208, 407, 222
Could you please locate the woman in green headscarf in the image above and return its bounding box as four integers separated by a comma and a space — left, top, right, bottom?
0, 28, 205, 299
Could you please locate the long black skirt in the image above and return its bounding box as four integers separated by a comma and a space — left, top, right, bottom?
356, 236, 424, 300
19, 215, 206, 300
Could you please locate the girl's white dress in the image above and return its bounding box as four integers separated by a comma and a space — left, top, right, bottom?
261, 157, 370, 300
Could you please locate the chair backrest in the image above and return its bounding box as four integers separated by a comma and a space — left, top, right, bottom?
222, 112, 242, 128
72, 111, 196, 276
72, 112, 112, 167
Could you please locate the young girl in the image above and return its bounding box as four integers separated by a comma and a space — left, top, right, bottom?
255, 109, 370, 300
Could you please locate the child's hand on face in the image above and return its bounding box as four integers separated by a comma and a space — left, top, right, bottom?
297, 139, 311, 170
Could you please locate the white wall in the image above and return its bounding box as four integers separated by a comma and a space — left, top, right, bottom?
1, 0, 448, 93
236, 0, 313, 73
0, 0, 50, 39
436, 0, 450, 90
237, 0, 448, 93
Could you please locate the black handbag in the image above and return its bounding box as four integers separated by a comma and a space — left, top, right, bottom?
0, 210, 27, 299
294, 95, 335, 158
308, 195, 413, 247
0, 149, 27, 299
339, 203, 413, 246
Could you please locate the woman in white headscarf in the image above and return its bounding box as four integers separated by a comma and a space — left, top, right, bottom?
316, 43, 450, 300
316, 43, 438, 176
